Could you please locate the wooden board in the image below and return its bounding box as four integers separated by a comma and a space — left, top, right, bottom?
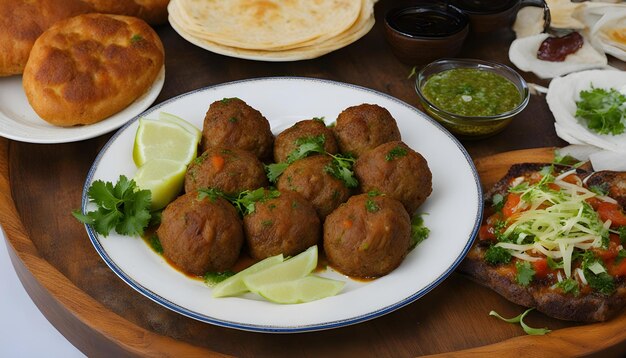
2, 141, 625, 357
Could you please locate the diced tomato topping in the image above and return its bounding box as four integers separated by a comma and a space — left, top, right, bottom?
503, 193, 522, 218
597, 202, 626, 227
593, 234, 621, 261
607, 257, 626, 277
548, 183, 561, 191
532, 258, 550, 279
561, 174, 580, 185
586, 197, 602, 210
478, 224, 496, 241
210, 155, 225, 171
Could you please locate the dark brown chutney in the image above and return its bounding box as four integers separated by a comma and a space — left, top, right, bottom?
537, 32, 584, 62
422, 68, 522, 117
387, 6, 467, 37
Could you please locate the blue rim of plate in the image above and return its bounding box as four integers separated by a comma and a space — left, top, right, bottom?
81, 76, 483, 333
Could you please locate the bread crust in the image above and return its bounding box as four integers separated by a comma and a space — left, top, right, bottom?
0, 0, 92, 76
22, 13, 164, 126
79, 0, 170, 25
459, 163, 626, 322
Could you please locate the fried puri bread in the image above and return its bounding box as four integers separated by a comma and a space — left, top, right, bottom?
23, 13, 164, 126
80, 0, 170, 25
0, 0, 92, 76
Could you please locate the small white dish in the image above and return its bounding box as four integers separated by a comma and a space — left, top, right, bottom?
0, 66, 164, 144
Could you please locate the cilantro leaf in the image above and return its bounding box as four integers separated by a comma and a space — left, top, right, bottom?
491, 193, 505, 212
231, 188, 280, 216
556, 278, 580, 296
324, 153, 358, 188
410, 213, 430, 250
618, 226, 626, 244
616, 249, 626, 264
484, 245, 512, 265
265, 162, 289, 183
575, 86, 626, 135
203, 271, 234, 287
589, 183, 609, 196
515, 261, 535, 286
285, 135, 326, 164
72, 176, 152, 237
489, 308, 551, 335
365, 198, 379, 213
385, 146, 408, 161
148, 235, 163, 254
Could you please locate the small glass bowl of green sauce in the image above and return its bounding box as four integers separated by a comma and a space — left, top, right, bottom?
415, 58, 529, 139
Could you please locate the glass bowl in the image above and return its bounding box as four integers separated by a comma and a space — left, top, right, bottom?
415, 58, 530, 139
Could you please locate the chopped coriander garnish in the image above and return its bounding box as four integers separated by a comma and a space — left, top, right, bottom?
575, 86, 626, 135
197, 188, 224, 202
515, 261, 535, 287
547, 257, 563, 270
492, 193, 504, 212
385, 146, 408, 161
324, 153, 358, 188
618, 226, 626, 244
228, 117, 238, 123
231, 188, 280, 216
286, 135, 326, 164
148, 235, 163, 254
365, 199, 379, 213
312, 116, 325, 123
589, 183, 609, 196
72, 175, 151, 237
484, 245, 512, 265
409, 213, 430, 250
616, 249, 626, 264
130, 34, 143, 43
489, 308, 551, 335
265, 162, 289, 183
204, 271, 234, 287
556, 278, 579, 296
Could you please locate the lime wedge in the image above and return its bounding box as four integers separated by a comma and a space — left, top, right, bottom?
159, 112, 202, 144
243, 245, 318, 293
133, 118, 198, 167
256, 276, 345, 304
134, 159, 187, 210
212, 254, 284, 298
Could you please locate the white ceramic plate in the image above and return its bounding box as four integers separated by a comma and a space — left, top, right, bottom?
81, 77, 482, 333
0, 66, 164, 144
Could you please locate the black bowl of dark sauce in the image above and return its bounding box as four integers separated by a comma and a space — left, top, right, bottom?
387, 5, 468, 38
384, 3, 469, 64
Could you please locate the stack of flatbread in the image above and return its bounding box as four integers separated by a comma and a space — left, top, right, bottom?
168, 0, 376, 61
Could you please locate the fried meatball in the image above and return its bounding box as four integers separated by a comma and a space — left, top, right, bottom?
324, 194, 411, 278
273, 119, 338, 163
277, 155, 352, 219
354, 141, 432, 214
244, 190, 320, 260
185, 147, 268, 195
157, 191, 244, 275
333, 104, 401, 157
201, 98, 274, 160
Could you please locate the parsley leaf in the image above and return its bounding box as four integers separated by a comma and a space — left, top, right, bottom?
365, 199, 379, 213
72, 176, 152, 237
203, 271, 234, 287
385, 146, 408, 161
490, 308, 551, 335
556, 278, 580, 296
231, 188, 280, 216
285, 135, 326, 164
484, 245, 512, 265
575, 86, 626, 135
409, 213, 430, 250
324, 153, 358, 188
515, 261, 535, 286
265, 162, 289, 183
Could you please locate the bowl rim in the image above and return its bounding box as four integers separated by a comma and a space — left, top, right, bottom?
384, 4, 469, 40
415, 58, 530, 122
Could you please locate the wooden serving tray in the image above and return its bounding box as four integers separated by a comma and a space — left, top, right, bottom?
2, 142, 625, 357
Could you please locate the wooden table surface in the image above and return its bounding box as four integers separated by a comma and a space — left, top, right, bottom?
2, 0, 626, 356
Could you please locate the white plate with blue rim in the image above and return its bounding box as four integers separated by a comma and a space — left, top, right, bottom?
80, 77, 482, 333
0, 66, 164, 144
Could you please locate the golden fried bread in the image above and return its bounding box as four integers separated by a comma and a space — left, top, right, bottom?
80, 0, 170, 25
23, 13, 164, 126
0, 0, 92, 76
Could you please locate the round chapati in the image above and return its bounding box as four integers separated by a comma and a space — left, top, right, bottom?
171, 0, 361, 51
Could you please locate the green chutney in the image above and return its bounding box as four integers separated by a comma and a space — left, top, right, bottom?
422, 68, 521, 117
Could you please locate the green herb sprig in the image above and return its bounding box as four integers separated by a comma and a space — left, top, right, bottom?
72, 175, 152, 237
575, 86, 626, 135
